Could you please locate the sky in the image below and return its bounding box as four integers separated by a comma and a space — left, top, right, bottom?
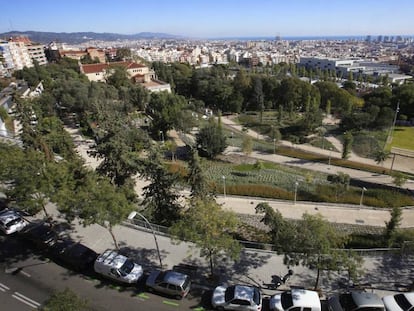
1, 0, 413, 38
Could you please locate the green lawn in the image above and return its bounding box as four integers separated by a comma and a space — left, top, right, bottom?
388, 126, 414, 151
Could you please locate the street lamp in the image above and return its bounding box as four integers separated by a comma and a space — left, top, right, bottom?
328, 147, 332, 169
294, 181, 299, 205
159, 131, 164, 144
128, 211, 163, 268
386, 101, 400, 145
359, 187, 367, 206
222, 175, 226, 198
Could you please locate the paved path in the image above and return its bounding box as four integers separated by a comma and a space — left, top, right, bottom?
66, 126, 414, 229
220, 115, 414, 175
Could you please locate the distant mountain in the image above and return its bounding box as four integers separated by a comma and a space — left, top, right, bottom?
0, 30, 182, 44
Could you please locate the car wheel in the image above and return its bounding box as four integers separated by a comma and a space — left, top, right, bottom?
175, 294, 183, 300
147, 287, 154, 292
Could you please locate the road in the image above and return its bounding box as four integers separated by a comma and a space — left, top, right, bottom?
0, 235, 208, 311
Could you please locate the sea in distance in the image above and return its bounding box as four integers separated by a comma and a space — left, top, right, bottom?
207, 35, 413, 41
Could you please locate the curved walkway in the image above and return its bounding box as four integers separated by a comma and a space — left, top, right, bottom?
66, 127, 414, 229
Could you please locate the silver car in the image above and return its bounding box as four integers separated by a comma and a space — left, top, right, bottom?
211, 284, 262, 311
146, 270, 191, 299
0, 209, 27, 235
328, 291, 384, 311
382, 293, 414, 311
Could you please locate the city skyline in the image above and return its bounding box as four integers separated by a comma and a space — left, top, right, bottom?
1, 0, 414, 38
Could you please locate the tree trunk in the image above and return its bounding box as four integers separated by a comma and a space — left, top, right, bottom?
314, 267, 321, 290
209, 250, 214, 276
108, 225, 119, 250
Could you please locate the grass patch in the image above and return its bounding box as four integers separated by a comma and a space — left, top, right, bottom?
386, 126, 414, 151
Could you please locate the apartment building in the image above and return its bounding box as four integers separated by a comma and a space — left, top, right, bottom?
27, 44, 48, 65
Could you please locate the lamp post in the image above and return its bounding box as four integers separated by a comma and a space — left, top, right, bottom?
294, 181, 299, 205
386, 101, 400, 145
359, 187, 367, 206
328, 147, 332, 169
222, 175, 226, 198
128, 211, 163, 268
273, 138, 276, 154
159, 131, 164, 144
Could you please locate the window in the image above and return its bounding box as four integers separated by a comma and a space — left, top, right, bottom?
394, 294, 413, 311
232, 299, 250, 306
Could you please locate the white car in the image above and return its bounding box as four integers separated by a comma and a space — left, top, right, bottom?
0, 209, 27, 235
382, 292, 414, 311
270, 289, 321, 311
211, 284, 262, 311
328, 291, 384, 311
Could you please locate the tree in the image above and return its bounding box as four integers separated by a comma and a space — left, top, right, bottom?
241, 134, 253, 155
140, 148, 182, 226
326, 99, 332, 115
90, 105, 148, 187
256, 204, 362, 290
59, 172, 134, 250
392, 172, 407, 187
196, 119, 227, 159
373, 149, 390, 166
342, 132, 353, 159
187, 148, 212, 199
41, 288, 89, 311
106, 65, 132, 89
328, 172, 350, 201
290, 213, 359, 290
164, 140, 178, 161
384, 206, 403, 246
170, 198, 241, 276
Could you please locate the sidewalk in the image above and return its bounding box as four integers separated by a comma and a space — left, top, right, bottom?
38, 204, 414, 298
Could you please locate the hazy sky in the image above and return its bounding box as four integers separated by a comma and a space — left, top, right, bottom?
1, 0, 413, 37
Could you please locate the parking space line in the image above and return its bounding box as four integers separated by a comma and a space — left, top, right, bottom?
0, 282, 10, 292
20, 270, 31, 277
13, 292, 41, 309
163, 300, 179, 307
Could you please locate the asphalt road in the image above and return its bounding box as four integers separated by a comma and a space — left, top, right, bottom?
0, 235, 210, 311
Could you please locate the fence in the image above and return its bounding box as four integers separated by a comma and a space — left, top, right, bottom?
122, 219, 413, 256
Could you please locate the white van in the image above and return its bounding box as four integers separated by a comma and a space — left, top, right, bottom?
94, 249, 143, 284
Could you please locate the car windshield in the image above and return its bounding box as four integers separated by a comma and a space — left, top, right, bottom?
253, 287, 261, 305
281, 292, 294, 309
119, 259, 134, 276
394, 294, 413, 311
5, 217, 22, 228
224, 286, 236, 303
339, 294, 358, 311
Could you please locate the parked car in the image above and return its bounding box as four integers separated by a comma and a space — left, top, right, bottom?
93, 249, 143, 284
19, 221, 58, 249
269, 289, 321, 311
0, 209, 27, 235
48, 239, 98, 271
382, 292, 414, 311
328, 291, 384, 311
146, 269, 191, 300
211, 284, 262, 311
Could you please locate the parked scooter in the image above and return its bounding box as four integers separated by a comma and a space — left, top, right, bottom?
264, 269, 294, 289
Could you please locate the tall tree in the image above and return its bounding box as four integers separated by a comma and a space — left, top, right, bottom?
241, 134, 253, 155
170, 198, 241, 276
342, 132, 353, 159
140, 148, 182, 226
187, 148, 212, 199
384, 206, 403, 246
196, 119, 227, 159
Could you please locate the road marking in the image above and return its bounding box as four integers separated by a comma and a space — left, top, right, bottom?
0, 282, 10, 292
163, 300, 179, 307
20, 270, 31, 277
12, 292, 41, 309
136, 293, 149, 299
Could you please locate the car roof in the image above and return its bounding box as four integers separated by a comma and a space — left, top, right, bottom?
163, 270, 189, 286
95, 249, 126, 268
233, 285, 256, 301
383, 293, 414, 311
290, 289, 321, 309
0, 209, 21, 224
351, 292, 384, 309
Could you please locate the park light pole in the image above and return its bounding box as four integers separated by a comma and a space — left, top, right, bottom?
328, 147, 332, 169
386, 101, 400, 145
359, 187, 367, 206
128, 211, 163, 268
159, 130, 164, 144
294, 181, 299, 205
222, 175, 226, 198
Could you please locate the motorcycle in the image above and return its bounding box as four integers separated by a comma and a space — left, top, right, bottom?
264, 269, 294, 289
